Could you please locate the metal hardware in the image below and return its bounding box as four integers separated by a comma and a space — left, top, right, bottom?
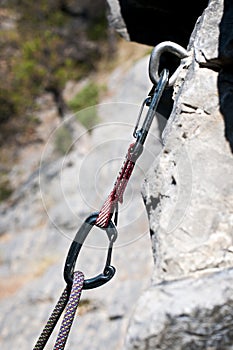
132, 68, 169, 155
149, 41, 189, 87
33, 40, 191, 349
133, 97, 151, 139
64, 213, 117, 289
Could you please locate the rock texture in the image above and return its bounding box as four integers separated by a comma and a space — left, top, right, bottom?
126, 269, 233, 349
123, 0, 233, 349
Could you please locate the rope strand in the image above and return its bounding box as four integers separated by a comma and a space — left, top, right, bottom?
33, 271, 84, 350
33, 287, 69, 350
53, 271, 84, 350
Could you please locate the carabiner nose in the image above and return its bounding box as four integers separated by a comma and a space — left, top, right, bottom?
149, 41, 189, 87
64, 213, 117, 290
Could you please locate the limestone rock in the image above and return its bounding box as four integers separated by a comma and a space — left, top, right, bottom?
124, 0, 233, 349
126, 268, 233, 350
106, 0, 130, 40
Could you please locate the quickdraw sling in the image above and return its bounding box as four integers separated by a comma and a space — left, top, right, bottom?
33, 41, 188, 350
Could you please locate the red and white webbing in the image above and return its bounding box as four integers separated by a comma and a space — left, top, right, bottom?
96, 143, 136, 228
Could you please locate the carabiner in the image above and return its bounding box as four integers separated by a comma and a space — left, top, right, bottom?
149, 41, 189, 87
133, 68, 169, 148
64, 213, 117, 289
133, 97, 151, 139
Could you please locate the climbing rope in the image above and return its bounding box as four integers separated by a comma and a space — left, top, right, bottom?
33, 271, 84, 350
33, 41, 188, 349
53, 271, 84, 349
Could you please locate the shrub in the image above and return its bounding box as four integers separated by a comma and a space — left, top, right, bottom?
54, 125, 73, 155
68, 82, 101, 130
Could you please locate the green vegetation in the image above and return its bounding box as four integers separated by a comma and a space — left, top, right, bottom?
54, 125, 73, 155
68, 82, 99, 111
0, 171, 13, 202
87, 14, 108, 41
68, 82, 103, 130
75, 107, 99, 131
55, 81, 105, 154
0, 1, 108, 139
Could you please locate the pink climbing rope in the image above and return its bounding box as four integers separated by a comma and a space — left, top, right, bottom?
53, 271, 84, 350
33, 271, 84, 350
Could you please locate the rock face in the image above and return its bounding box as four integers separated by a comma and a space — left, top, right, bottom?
108, 0, 233, 349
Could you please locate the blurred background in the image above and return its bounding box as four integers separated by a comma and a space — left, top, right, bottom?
0, 1, 162, 349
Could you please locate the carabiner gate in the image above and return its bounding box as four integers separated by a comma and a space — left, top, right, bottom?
132, 68, 169, 148
64, 213, 117, 290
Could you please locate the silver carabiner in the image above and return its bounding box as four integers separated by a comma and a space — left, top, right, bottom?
132, 68, 169, 148
149, 41, 189, 87
133, 97, 151, 138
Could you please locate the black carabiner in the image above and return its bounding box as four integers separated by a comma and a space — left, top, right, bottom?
64, 212, 117, 290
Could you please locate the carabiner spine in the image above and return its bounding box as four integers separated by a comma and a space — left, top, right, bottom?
64, 213, 118, 290
64, 220, 92, 287
135, 69, 169, 146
